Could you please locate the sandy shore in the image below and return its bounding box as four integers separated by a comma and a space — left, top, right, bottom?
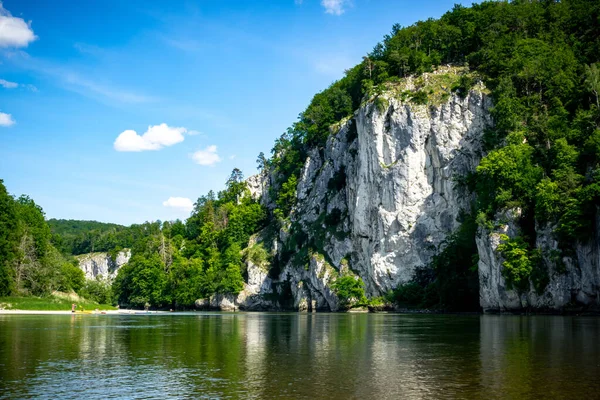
0, 310, 171, 315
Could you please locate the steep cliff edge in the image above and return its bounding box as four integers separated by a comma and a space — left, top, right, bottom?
227, 69, 495, 311
76, 250, 131, 281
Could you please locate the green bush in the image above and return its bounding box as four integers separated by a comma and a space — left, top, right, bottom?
332, 276, 367, 308
79, 278, 113, 305
497, 234, 533, 292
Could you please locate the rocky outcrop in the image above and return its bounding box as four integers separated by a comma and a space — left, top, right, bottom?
234, 70, 493, 310
478, 209, 600, 312
76, 250, 131, 280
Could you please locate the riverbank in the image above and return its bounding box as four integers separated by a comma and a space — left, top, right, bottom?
0, 309, 169, 315
0, 296, 116, 312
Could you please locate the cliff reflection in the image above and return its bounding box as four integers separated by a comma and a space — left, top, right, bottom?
1, 313, 599, 399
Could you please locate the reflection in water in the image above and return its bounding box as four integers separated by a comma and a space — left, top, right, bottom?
0, 313, 599, 399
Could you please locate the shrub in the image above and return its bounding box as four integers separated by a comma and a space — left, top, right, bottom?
332, 276, 367, 308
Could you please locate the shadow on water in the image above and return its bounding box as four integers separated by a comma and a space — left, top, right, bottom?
0, 313, 599, 399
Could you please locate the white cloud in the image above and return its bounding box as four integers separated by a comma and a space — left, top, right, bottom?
192, 145, 221, 166
229, 154, 236, 160
114, 123, 189, 152
0, 111, 15, 126
0, 78, 36, 91
162, 197, 194, 213
0, 2, 37, 48
0, 78, 17, 88
321, 0, 349, 15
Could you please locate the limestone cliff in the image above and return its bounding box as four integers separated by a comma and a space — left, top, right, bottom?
76, 250, 131, 281
219, 69, 494, 311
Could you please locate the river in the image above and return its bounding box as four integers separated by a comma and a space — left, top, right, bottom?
0, 313, 598, 399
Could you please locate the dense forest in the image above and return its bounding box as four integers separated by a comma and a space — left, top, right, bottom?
1, 0, 599, 310
0, 181, 86, 297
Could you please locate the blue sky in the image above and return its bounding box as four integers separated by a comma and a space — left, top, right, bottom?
0, 0, 472, 225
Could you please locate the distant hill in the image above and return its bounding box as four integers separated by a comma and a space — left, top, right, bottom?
47, 219, 126, 237
48, 219, 132, 255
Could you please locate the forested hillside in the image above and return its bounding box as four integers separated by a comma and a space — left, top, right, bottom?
0, 180, 85, 297
2, 0, 599, 310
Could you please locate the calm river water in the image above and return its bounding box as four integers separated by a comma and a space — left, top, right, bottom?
0, 313, 599, 399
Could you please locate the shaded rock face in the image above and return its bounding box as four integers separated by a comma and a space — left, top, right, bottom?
77, 250, 131, 281
236, 89, 492, 310
478, 209, 600, 312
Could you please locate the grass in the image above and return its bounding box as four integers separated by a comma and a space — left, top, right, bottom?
0, 296, 117, 311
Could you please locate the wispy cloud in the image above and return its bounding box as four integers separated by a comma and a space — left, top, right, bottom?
0, 111, 15, 126
0, 78, 37, 91
114, 123, 194, 152
4, 50, 155, 104
0, 78, 16, 88
321, 0, 350, 15
162, 197, 193, 212
191, 145, 221, 166
160, 35, 206, 53
0, 2, 37, 48
64, 73, 156, 103
73, 42, 107, 58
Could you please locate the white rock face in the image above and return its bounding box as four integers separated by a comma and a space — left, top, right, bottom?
240, 88, 492, 309
77, 250, 131, 280
246, 173, 267, 203
478, 209, 600, 312
349, 91, 492, 294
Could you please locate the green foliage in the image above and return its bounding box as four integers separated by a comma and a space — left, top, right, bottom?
584, 63, 599, 108
274, 174, 298, 218
410, 90, 428, 105
390, 282, 426, 307
497, 234, 533, 292
79, 278, 113, 305
476, 143, 543, 215
0, 180, 18, 296
429, 214, 480, 310
451, 74, 475, 98
244, 242, 270, 269
112, 169, 266, 308
48, 218, 133, 256
58, 262, 85, 293
0, 180, 86, 297
332, 275, 367, 309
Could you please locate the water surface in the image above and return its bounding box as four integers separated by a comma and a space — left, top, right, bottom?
1, 313, 598, 399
